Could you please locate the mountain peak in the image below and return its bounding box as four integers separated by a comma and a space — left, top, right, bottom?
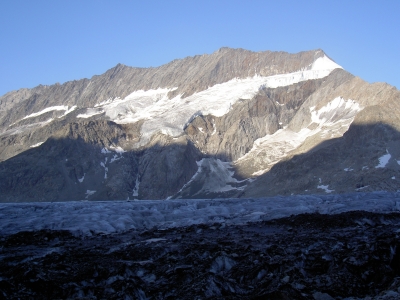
1, 47, 399, 202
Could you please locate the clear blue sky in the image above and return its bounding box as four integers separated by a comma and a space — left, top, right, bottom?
1, 0, 399, 96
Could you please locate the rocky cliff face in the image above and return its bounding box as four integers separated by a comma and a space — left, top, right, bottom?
0, 47, 399, 202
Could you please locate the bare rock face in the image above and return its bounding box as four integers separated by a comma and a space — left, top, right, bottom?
0, 47, 400, 201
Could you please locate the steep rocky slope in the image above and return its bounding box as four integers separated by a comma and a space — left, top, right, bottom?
0, 47, 399, 202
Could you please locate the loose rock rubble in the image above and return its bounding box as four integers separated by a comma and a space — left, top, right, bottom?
1, 211, 400, 299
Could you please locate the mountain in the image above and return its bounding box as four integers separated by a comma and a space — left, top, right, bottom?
0, 47, 399, 202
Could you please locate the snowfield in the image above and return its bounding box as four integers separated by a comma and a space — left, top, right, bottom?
0, 192, 399, 236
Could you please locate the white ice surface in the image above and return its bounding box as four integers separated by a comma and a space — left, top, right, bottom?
0, 192, 399, 236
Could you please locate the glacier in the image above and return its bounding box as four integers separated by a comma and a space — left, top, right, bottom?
1, 192, 399, 236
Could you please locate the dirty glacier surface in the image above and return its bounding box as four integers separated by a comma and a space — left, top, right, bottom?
2, 192, 400, 299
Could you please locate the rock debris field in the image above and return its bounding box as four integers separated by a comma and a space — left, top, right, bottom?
1, 210, 400, 299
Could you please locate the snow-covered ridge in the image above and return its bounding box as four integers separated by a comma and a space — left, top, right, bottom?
0, 192, 398, 236
81, 56, 342, 146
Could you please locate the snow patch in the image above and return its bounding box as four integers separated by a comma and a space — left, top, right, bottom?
240, 127, 315, 176
356, 185, 369, 191
109, 145, 125, 154
101, 146, 125, 155
132, 176, 140, 198
100, 159, 108, 179
77, 108, 104, 118
61, 105, 77, 117
30, 142, 44, 148
101, 148, 111, 154
95, 97, 122, 107
110, 154, 121, 163
85, 190, 96, 199
311, 55, 342, 71
78, 174, 85, 183
22, 106, 69, 120
175, 158, 251, 198
310, 97, 361, 128
376, 150, 391, 168
102, 146, 125, 164
1, 119, 54, 137
317, 185, 334, 193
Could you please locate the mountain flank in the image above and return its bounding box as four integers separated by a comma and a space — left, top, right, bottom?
0, 47, 399, 202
